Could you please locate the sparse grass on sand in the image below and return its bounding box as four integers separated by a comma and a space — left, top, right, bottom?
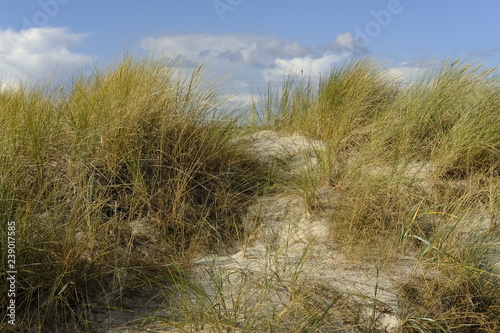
1, 56, 499, 332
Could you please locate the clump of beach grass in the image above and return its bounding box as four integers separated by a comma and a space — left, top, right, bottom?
0, 54, 272, 331
252, 57, 499, 331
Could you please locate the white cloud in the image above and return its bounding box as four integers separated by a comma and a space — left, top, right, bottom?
0, 27, 91, 88
141, 33, 317, 104
383, 66, 420, 83
140, 33, 311, 68
140, 32, 358, 105
263, 53, 345, 82
383, 60, 438, 85
318, 32, 367, 56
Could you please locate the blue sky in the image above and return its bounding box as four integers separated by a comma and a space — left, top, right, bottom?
1, 1, 499, 100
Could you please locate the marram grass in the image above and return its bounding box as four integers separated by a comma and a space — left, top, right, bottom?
252, 57, 499, 332
0, 55, 499, 332
0, 55, 272, 331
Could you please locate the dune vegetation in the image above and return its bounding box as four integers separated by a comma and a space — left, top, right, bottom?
0, 55, 498, 332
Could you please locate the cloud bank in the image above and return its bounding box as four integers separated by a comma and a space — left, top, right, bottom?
139, 32, 368, 104
0, 28, 425, 102
139, 32, 365, 77
0, 27, 91, 88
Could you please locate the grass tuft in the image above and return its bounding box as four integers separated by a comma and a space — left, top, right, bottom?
0, 54, 272, 331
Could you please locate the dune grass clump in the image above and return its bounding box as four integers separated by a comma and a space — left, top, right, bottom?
260, 60, 396, 149
0, 55, 271, 331
377, 59, 500, 178
254, 57, 498, 237
253, 58, 499, 331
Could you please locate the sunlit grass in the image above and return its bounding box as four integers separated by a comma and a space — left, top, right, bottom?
252, 57, 499, 331
0, 54, 273, 331
1, 55, 498, 332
